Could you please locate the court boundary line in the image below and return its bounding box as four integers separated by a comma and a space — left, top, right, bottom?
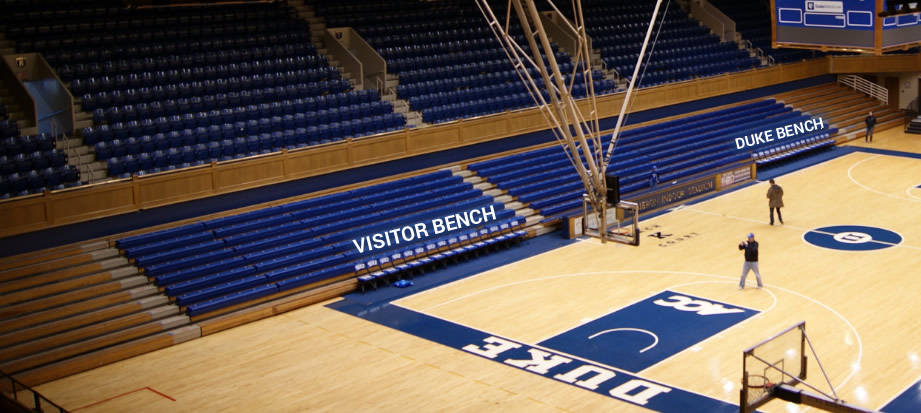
399, 269, 860, 395
875, 371, 921, 411
847, 154, 921, 204
69, 386, 176, 412
906, 185, 921, 200
387, 300, 739, 408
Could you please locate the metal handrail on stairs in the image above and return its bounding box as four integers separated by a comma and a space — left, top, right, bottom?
838, 75, 888, 105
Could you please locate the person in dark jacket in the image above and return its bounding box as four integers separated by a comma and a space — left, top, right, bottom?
766, 179, 784, 225
648, 165, 659, 188
865, 112, 876, 142
738, 233, 762, 290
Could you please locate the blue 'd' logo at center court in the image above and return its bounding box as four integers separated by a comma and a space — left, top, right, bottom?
803, 225, 902, 251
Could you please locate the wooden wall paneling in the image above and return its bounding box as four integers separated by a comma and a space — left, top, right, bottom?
407, 124, 461, 151
137, 168, 213, 209
349, 133, 408, 165
285, 144, 352, 178
51, 184, 137, 224
213, 155, 285, 193
0, 196, 48, 236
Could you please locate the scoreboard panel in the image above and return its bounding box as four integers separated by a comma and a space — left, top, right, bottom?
771, 0, 921, 53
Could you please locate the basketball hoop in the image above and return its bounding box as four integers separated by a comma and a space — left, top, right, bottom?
744, 374, 775, 390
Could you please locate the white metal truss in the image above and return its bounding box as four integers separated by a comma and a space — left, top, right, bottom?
474, 0, 664, 241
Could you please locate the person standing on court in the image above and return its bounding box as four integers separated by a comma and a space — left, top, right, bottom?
738, 233, 762, 290
864, 111, 876, 142
766, 179, 784, 225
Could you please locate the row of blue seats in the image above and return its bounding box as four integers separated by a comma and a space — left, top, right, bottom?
753, 132, 837, 165
173, 203, 517, 300
537, 147, 752, 216
620, 59, 759, 85
348, 13, 484, 34
538, 153, 752, 217
136, 190, 498, 279
142, 195, 503, 289
93, 109, 401, 152
59, 43, 319, 83
88, 101, 394, 143
1, 166, 80, 198
84, 102, 398, 146
100, 117, 407, 174
388, 49, 538, 73
116, 169, 456, 249
0, 150, 68, 174
326, 10, 463, 29
17, 19, 310, 56
181, 209, 522, 315
87, 90, 375, 127
4, 2, 290, 25
357, 216, 528, 291
586, 14, 698, 29
582, 10, 687, 25
1, 120, 20, 140
473, 102, 788, 208
408, 76, 612, 112
67, 54, 330, 92
409, 83, 530, 111
469, 99, 777, 173
501, 110, 802, 208
1, 133, 57, 156
488, 106, 776, 196
131, 172, 466, 256
593, 26, 711, 47
395, 59, 536, 85
421, 94, 533, 124
138, 187, 479, 280
136, 174, 467, 264
11, 8, 306, 38
396, 63, 578, 99
420, 82, 617, 124
34, 25, 312, 63
601, 41, 738, 64
82, 77, 350, 116
623, 54, 759, 79
378, 38, 518, 60
613, 50, 754, 74
11, 8, 298, 37
187, 216, 527, 316
369, 28, 497, 48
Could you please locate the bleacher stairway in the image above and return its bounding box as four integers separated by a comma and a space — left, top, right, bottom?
0, 242, 197, 386
773, 83, 904, 142
288, 0, 424, 128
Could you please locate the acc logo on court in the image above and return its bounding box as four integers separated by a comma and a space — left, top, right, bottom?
804, 225, 902, 251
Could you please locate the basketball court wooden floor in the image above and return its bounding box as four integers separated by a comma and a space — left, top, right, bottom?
34, 128, 921, 412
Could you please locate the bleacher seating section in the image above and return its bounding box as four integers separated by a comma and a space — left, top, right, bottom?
0, 104, 79, 198
0, 1, 407, 179
469, 99, 837, 219
574, 0, 762, 87
114, 170, 528, 317
315, 0, 617, 124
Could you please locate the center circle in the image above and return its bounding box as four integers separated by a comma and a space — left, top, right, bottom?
804, 225, 902, 251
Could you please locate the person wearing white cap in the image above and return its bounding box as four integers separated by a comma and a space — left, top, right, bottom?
738, 233, 762, 290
